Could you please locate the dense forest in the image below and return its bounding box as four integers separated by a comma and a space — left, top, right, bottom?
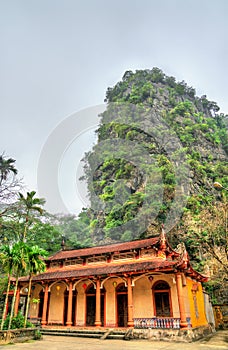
0, 67, 227, 304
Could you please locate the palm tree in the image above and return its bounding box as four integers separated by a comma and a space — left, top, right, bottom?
8, 242, 28, 330
0, 244, 15, 330
18, 191, 45, 241
0, 155, 17, 186
24, 245, 47, 327
0, 155, 19, 218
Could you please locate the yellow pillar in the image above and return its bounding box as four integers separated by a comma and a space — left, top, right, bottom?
66, 281, 73, 326
176, 273, 188, 328
41, 284, 49, 326
95, 279, 101, 327
127, 276, 134, 327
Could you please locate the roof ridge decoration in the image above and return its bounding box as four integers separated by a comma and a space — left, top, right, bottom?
159, 224, 167, 251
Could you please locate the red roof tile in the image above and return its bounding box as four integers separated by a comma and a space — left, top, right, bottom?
48, 236, 160, 261
20, 259, 177, 282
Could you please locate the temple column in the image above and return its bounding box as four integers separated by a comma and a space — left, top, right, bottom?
14, 287, 20, 316
41, 284, 49, 326
176, 273, 188, 328
95, 279, 101, 327
127, 276, 134, 327
66, 281, 73, 326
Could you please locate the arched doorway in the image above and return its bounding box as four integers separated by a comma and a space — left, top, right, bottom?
153, 281, 172, 317
116, 283, 128, 327
86, 284, 105, 326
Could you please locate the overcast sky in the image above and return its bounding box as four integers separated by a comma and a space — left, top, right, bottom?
1, 0, 228, 215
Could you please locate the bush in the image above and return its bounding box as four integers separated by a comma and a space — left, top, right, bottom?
3, 312, 33, 330
34, 329, 42, 340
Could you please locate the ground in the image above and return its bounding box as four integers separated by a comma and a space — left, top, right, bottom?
0, 331, 227, 350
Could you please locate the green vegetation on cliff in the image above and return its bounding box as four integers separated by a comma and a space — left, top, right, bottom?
80, 68, 228, 300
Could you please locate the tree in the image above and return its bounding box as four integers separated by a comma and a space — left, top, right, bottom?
184, 201, 227, 274
3, 242, 28, 330
0, 155, 17, 183
24, 245, 47, 327
17, 191, 45, 242
171, 195, 228, 302
26, 222, 62, 254
0, 154, 20, 218
54, 212, 92, 249
0, 244, 15, 330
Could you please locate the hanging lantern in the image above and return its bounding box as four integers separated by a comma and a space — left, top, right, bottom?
56, 285, 61, 295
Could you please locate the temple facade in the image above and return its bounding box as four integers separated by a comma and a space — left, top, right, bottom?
16, 230, 210, 331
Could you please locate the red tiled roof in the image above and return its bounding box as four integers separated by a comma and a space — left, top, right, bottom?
18, 233, 208, 284
20, 259, 177, 282
48, 236, 160, 261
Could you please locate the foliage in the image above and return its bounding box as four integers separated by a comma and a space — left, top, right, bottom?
82, 68, 227, 245
2, 312, 33, 330
79, 67, 228, 300
34, 329, 42, 340
23, 244, 47, 327
53, 211, 93, 248
17, 191, 45, 242
0, 242, 47, 329
26, 222, 62, 254
0, 154, 21, 219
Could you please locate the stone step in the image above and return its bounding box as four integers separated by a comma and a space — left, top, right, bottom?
107, 334, 125, 340
41, 330, 104, 338
41, 328, 105, 334
41, 328, 127, 340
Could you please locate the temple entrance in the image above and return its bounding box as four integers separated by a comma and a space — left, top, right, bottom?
153, 281, 172, 317
116, 283, 128, 327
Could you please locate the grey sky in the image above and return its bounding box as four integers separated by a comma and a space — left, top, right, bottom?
1, 0, 228, 214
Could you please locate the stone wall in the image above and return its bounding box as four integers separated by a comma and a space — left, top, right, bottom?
0, 328, 37, 345
125, 324, 215, 342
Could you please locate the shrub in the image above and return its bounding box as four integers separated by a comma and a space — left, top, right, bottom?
3, 312, 33, 330
34, 329, 42, 340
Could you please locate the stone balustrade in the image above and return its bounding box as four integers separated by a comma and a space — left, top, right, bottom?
133, 317, 181, 329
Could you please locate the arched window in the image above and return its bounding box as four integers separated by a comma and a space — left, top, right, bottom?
153, 281, 172, 317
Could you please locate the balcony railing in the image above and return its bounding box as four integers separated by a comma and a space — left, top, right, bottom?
133, 317, 181, 329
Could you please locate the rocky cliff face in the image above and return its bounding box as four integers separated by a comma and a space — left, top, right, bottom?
82, 68, 227, 245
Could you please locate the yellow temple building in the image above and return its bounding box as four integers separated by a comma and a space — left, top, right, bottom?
14, 230, 214, 340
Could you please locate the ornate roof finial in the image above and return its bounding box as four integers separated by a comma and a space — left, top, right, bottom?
160, 224, 166, 250
61, 235, 66, 251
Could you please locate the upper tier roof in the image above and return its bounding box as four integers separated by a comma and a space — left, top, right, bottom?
48, 236, 160, 261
